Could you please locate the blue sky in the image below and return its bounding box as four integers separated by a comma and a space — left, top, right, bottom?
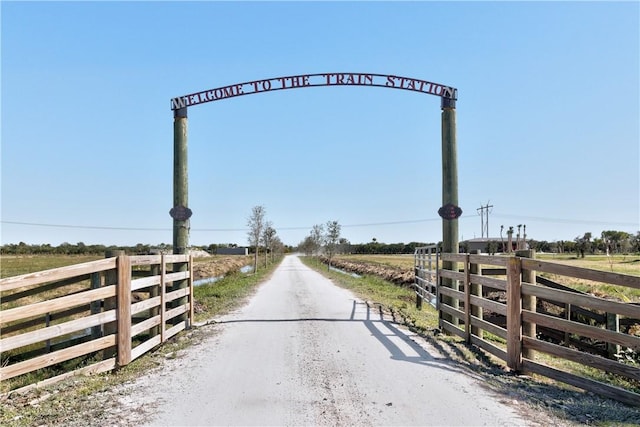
1, 1, 639, 248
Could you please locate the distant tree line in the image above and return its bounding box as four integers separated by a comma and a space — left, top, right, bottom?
3, 230, 636, 258
0, 242, 167, 256
297, 228, 434, 256
459, 230, 640, 257
349, 240, 435, 254
568, 230, 640, 258
0, 240, 293, 257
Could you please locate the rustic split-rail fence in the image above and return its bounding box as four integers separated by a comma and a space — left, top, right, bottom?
2, 250, 639, 407
415, 248, 640, 406
0, 253, 193, 395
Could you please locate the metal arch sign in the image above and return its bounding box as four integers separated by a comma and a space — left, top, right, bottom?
170, 72, 457, 110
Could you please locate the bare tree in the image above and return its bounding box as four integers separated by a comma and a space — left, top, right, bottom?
271, 236, 284, 261
299, 236, 315, 256
262, 221, 276, 267
310, 224, 325, 256
324, 220, 341, 270
247, 205, 266, 273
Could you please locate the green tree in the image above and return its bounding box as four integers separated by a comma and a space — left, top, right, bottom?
324, 220, 341, 270
574, 232, 592, 258
310, 224, 325, 256
262, 222, 276, 267
247, 205, 266, 273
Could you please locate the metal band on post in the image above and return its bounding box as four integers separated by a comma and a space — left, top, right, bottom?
441, 96, 456, 110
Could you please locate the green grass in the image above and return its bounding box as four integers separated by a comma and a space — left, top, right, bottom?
537, 253, 640, 276
301, 256, 439, 332
193, 256, 282, 323
0, 255, 102, 279
336, 254, 417, 270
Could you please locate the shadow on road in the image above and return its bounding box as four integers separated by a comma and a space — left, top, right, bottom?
214, 300, 471, 376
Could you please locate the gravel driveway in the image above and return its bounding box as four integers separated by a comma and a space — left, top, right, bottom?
125, 255, 530, 426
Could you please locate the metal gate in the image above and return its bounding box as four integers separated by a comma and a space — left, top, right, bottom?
414, 245, 439, 309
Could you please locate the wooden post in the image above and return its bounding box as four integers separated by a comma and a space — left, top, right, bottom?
45, 313, 51, 353
415, 249, 423, 309
189, 254, 194, 328
160, 254, 166, 343
415, 266, 423, 310
607, 313, 620, 358
517, 249, 536, 359
117, 255, 132, 367
104, 250, 124, 358
441, 98, 459, 325
506, 256, 522, 372
173, 106, 189, 255
173, 107, 190, 324
150, 263, 160, 338
464, 254, 471, 343
565, 303, 571, 346
470, 250, 483, 339
90, 272, 103, 340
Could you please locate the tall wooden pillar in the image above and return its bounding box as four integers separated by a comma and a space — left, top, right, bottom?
172, 107, 189, 255
440, 97, 460, 324
172, 107, 190, 325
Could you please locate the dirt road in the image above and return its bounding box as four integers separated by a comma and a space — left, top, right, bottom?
133, 255, 528, 426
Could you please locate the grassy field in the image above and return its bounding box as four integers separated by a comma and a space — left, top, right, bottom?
336, 253, 640, 275
301, 256, 439, 334
335, 253, 640, 302
0, 255, 102, 279
537, 253, 640, 276
336, 254, 416, 270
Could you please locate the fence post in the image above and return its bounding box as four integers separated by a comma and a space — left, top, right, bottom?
470, 250, 483, 339
506, 256, 522, 372
160, 254, 166, 343
607, 313, 620, 358
45, 313, 51, 353
150, 263, 160, 338
565, 303, 571, 346
90, 272, 103, 340
517, 249, 536, 360
189, 254, 194, 328
117, 255, 132, 367
415, 249, 423, 309
104, 250, 124, 359
464, 254, 471, 343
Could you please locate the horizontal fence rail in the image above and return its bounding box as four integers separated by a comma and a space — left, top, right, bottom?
0, 254, 193, 395
429, 251, 640, 407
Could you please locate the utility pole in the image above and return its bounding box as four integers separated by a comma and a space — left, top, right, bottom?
476, 202, 493, 238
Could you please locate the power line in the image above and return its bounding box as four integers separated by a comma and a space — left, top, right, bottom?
492, 214, 637, 227
476, 202, 493, 238
1, 217, 445, 233
2, 213, 636, 234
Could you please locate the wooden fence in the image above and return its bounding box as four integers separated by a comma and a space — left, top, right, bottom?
0, 254, 193, 394
433, 251, 640, 406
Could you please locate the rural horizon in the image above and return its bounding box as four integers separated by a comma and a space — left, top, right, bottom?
1, 225, 638, 256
